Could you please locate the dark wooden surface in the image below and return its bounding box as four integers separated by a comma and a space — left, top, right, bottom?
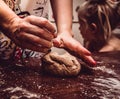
0, 51, 120, 99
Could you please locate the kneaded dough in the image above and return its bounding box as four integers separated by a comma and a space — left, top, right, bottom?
42, 52, 81, 76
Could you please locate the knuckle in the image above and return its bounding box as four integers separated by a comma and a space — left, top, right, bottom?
42, 19, 48, 25
19, 21, 29, 31
24, 15, 34, 22
47, 42, 52, 48
39, 29, 44, 34
75, 45, 79, 52
26, 15, 34, 19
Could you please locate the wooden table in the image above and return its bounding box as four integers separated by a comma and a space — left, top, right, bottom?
0, 51, 120, 99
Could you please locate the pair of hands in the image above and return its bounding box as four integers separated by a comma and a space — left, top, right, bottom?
10, 15, 96, 66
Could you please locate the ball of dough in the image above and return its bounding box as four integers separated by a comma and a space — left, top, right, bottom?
42, 52, 81, 77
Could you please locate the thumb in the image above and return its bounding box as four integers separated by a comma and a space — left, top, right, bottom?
52, 37, 62, 47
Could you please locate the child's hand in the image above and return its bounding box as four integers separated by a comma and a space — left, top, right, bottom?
53, 32, 96, 66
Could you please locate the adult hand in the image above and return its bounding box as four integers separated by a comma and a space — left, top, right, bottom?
53, 31, 96, 66
6, 15, 56, 52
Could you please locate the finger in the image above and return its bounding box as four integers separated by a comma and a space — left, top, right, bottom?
64, 47, 96, 66
25, 16, 56, 33
62, 38, 91, 55
16, 32, 53, 48
19, 23, 55, 41
16, 40, 50, 53
83, 55, 97, 66
13, 35, 50, 52
25, 45, 50, 53
67, 40, 96, 66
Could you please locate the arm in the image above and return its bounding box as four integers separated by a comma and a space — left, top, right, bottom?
50, 0, 96, 66
0, 0, 55, 52
0, 0, 19, 34
50, 0, 73, 35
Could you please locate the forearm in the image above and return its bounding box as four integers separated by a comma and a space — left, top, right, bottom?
0, 0, 19, 34
50, 0, 73, 35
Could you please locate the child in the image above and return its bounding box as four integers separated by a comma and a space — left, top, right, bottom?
77, 0, 120, 52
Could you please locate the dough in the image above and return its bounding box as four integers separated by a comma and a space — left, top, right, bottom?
42, 52, 81, 77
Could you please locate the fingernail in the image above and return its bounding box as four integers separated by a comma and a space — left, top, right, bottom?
92, 61, 97, 66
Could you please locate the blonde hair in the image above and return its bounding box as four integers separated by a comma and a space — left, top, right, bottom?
77, 0, 120, 41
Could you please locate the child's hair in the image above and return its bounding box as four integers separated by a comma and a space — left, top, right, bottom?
77, 0, 120, 41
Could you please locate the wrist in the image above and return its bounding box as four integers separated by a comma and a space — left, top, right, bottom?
57, 29, 74, 37
8, 17, 21, 34
1, 16, 20, 38
56, 21, 73, 36
0, 0, 20, 37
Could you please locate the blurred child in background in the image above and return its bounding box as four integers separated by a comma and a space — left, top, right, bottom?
77, 0, 120, 52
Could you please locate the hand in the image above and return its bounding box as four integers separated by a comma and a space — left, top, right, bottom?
53, 31, 96, 66
7, 15, 56, 52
